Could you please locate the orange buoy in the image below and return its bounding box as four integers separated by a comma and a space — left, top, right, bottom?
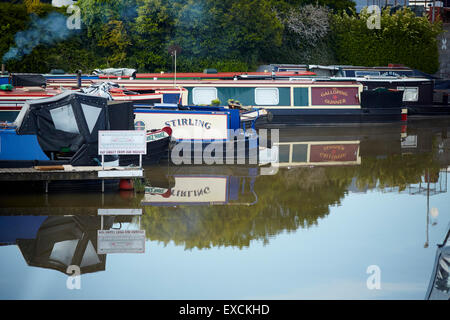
119, 179, 134, 191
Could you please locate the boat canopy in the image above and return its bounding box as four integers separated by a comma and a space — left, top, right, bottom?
15, 91, 109, 165
16, 216, 112, 275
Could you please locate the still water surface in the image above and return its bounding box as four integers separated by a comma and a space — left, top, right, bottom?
1, 119, 450, 299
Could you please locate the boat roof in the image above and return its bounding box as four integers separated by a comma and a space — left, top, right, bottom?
98, 71, 317, 79
0, 87, 63, 97
93, 79, 362, 87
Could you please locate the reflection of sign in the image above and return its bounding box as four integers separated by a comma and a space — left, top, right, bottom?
97, 230, 145, 254
134, 111, 228, 140
98, 169, 143, 178
98, 209, 142, 216
310, 144, 359, 162
145, 186, 169, 195
98, 130, 146, 155
144, 176, 228, 204
311, 87, 359, 106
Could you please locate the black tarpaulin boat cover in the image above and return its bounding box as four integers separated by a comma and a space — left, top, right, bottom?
15, 91, 109, 166
16, 216, 114, 275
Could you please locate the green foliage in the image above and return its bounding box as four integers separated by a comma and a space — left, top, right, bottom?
331, 7, 443, 74
0, 1, 443, 74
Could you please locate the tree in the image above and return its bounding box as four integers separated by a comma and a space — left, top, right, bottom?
331, 7, 443, 74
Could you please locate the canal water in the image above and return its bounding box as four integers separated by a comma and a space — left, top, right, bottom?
1, 118, 450, 300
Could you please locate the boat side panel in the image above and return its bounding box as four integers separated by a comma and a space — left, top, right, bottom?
0, 129, 50, 161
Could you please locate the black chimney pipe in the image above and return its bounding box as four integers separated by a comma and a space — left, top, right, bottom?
76, 70, 82, 88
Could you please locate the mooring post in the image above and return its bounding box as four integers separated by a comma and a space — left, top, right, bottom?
45, 180, 48, 193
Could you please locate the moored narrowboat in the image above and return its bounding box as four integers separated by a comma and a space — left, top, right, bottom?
108, 79, 405, 125
264, 64, 450, 116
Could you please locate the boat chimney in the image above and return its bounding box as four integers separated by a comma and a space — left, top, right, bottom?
1, 64, 5, 75
76, 69, 82, 88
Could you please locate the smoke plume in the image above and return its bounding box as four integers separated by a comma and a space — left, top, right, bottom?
2, 12, 74, 63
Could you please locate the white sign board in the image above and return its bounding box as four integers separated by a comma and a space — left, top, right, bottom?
97, 230, 145, 254
98, 130, 146, 155
134, 112, 229, 140
144, 176, 228, 204
98, 169, 143, 178
98, 209, 143, 216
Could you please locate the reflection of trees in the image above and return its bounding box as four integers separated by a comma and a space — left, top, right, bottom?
142, 149, 441, 250
356, 137, 441, 191
142, 166, 353, 250
356, 153, 440, 191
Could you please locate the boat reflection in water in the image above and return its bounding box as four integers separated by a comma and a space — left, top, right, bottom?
0, 211, 143, 276
142, 166, 263, 207
137, 121, 450, 250
1, 119, 450, 273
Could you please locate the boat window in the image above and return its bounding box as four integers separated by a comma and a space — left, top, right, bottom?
397, 87, 419, 102
50, 104, 80, 134
355, 71, 380, 77
278, 144, 290, 163
80, 240, 101, 267
192, 87, 218, 105
255, 88, 279, 105
292, 144, 308, 162
81, 103, 102, 133
49, 239, 79, 266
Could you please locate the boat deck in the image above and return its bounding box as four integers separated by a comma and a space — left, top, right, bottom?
0, 165, 143, 181
0, 166, 143, 193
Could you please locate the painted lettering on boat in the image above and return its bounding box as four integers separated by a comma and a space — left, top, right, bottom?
312, 87, 359, 106
310, 144, 359, 162
164, 118, 212, 129
146, 131, 167, 142
320, 88, 349, 97
170, 187, 211, 198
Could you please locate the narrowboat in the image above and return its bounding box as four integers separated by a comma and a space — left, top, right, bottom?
134, 103, 277, 166
107, 78, 405, 125
259, 63, 427, 77
0, 92, 171, 168
0, 75, 187, 122
40, 68, 316, 88
261, 64, 450, 116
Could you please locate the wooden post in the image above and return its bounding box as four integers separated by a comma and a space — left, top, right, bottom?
174, 50, 177, 88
